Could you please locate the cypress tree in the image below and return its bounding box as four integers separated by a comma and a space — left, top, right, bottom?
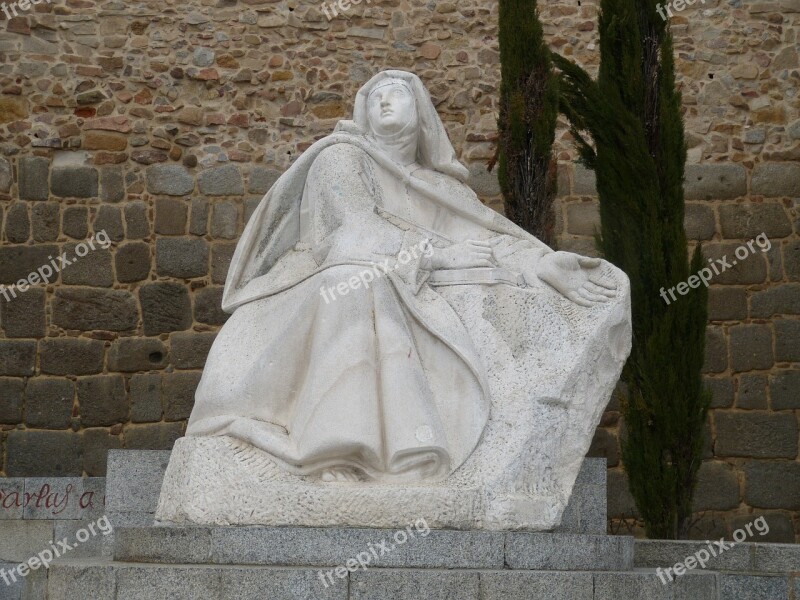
553, 0, 711, 538
495, 0, 559, 246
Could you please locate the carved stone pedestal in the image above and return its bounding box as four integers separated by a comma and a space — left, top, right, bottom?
155, 436, 607, 531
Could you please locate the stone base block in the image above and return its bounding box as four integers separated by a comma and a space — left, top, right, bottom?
107, 449, 606, 533
155, 437, 607, 532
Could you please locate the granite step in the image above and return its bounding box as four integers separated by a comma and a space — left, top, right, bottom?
46, 560, 799, 599
113, 527, 634, 571
635, 538, 800, 575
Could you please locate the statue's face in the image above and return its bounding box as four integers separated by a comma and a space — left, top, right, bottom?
367, 82, 416, 135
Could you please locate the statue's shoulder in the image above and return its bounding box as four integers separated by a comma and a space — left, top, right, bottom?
313, 139, 371, 169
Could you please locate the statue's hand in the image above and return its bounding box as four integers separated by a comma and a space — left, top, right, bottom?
534, 251, 617, 307
429, 239, 497, 270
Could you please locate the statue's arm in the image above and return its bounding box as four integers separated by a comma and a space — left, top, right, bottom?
307, 144, 434, 292
307, 144, 405, 262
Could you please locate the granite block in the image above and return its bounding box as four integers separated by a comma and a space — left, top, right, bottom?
0, 562, 23, 600
593, 571, 675, 600
106, 450, 171, 515
504, 532, 634, 571
220, 566, 347, 600
53, 520, 114, 559
114, 565, 220, 600
350, 570, 480, 600
22, 479, 83, 520
634, 539, 753, 572
114, 527, 212, 563
0, 480, 25, 520
718, 574, 789, 599
46, 563, 116, 600
752, 543, 800, 573
212, 526, 503, 569
480, 571, 593, 599
0, 522, 53, 563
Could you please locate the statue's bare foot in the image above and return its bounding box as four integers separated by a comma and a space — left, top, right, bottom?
320, 467, 361, 482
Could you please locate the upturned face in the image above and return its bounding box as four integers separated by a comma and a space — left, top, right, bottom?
367, 82, 416, 135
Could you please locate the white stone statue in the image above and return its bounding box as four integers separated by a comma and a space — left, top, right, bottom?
157, 70, 632, 530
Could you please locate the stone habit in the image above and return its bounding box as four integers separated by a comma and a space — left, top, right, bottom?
0, 0, 797, 541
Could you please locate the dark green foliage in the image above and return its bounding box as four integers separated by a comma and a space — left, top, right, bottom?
554, 0, 710, 538
495, 0, 559, 246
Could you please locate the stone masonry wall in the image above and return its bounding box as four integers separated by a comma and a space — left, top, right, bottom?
0, 0, 797, 540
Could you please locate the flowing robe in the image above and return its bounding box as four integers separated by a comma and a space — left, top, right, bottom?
187, 134, 553, 482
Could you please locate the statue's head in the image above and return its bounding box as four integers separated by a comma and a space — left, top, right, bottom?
366, 78, 418, 136
343, 69, 470, 182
